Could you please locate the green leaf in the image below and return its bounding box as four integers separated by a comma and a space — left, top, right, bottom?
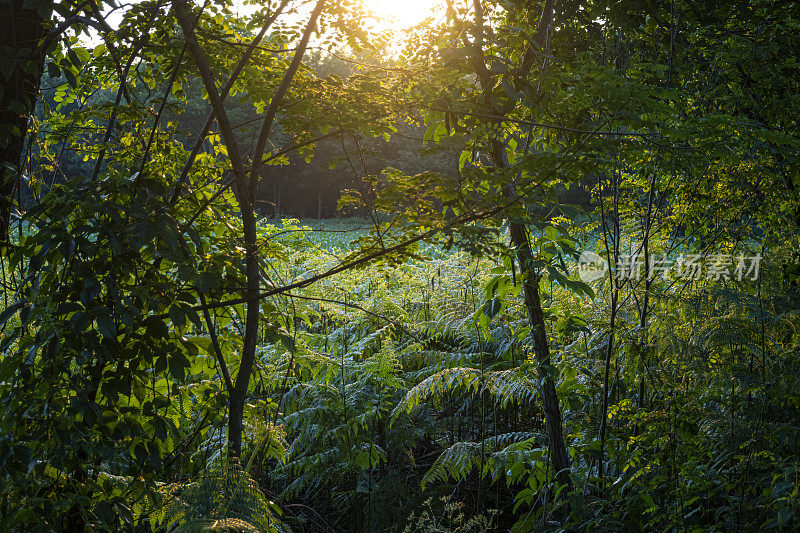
458, 150, 470, 171
67, 49, 81, 69
482, 298, 502, 319
74, 47, 90, 64
185, 307, 202, 329
152, 415, 168, 441
144, 317, 169, 339
96, 310, 117, 339
169, 304, 186, 330
433, 123, 447, 143
64, 70, 77, 89
46, 61, 60, 79
70, 310, 89, 333
168, 351, 190, 381
0, 300, 25, 327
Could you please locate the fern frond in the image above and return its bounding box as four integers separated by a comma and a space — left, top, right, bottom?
392, 367, 482, 417
421, 441, 483, 490
482, 368, 539, 408
163, 458, 280, 533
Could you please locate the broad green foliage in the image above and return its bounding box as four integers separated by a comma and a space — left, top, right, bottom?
2, 0, 800, 531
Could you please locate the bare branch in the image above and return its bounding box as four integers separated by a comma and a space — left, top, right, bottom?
249, 0, 326, 186
199, 293, 235, 394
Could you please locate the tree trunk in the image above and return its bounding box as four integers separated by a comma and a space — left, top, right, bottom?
274, 178, 281, 218
317, 183, 323, 219
0, 0, 52, 244
175, 0, 324, 459
174, 0, 259, 459
470, 0, 572, 495
510, 222, 572, 488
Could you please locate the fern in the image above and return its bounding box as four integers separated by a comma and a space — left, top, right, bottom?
420, 433, 544, 489
394, 365, 541, 416
393, 367, 483, 417
162, 457, 281, 533
421, 441, 484, 489
482, 367, 540, 408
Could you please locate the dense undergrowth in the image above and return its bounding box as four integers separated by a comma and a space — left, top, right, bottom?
2, 213, 799, 532
119, 217, 799, 532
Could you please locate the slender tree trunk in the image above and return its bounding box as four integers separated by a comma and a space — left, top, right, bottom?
175, 0, 324, 458
635, 172, 657, 425
597, 167, 621, 480
274, 178, 281, 218
174, 0, 259, 459
508, 219, 573, 488
598, 289, 618, 479
317, 183, 323, 219
228, 201, 259, 459
468, 0, 572, 493
0, 0, 52, 244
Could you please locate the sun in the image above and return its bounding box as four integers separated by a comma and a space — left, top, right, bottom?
363, 0, 444, 30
